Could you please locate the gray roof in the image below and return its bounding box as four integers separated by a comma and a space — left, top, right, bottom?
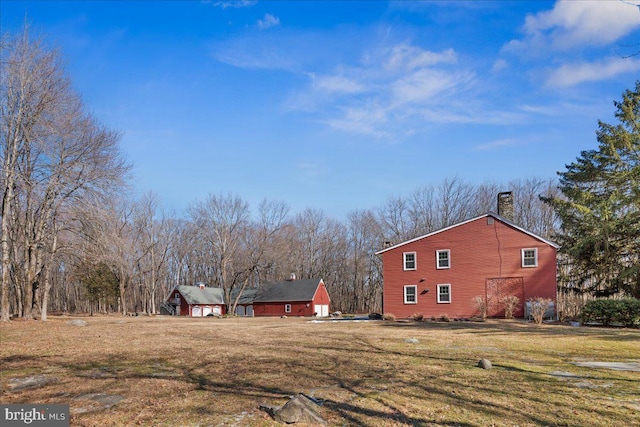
175, 285, 225, 305
254, 279, 323, 303
229, 288, 258, 305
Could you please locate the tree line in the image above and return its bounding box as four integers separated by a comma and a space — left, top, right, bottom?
2, 29, 639, 321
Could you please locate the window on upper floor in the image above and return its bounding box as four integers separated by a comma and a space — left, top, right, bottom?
404, 285, 417, 304
522, 248, 538, 268
403, 252, 416, 270
437, 284, 451, 303
436, 249, 450, 269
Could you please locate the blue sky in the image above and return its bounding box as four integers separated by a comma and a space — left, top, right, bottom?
2, 1, 640, 219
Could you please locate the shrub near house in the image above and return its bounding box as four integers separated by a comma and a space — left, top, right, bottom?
582, 298, 640, 327
376, 213, 559, 319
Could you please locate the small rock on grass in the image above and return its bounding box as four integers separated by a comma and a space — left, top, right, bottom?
261, 394, 327, 425
7, 375, 58, 392
67, 319, 87, 326
478, 359, 492, 369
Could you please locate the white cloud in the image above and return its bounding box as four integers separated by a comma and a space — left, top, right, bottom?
310, 73, 366, 94
210, 0, 257, 9
391, 69, 473, 106
546, 57, 640, 87
257, 13, 280, 30
294, 43, 483, 138
492, 59, 508, 73
385, 44, 457, 71
507, 0, 640, 52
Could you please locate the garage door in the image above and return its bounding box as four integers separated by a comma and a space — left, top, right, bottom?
202, 306, 212, 317
315, 304, 329, 317
246, 305, 254, 317
235, 305, 245, 316
213, 306, 222, 316
192, 306, 202, 317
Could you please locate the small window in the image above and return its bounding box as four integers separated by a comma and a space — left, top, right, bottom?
403, 252, 416, 270
522, 248, 538, 268
437, 284, 451, 303
285, 304, 292, 313
436, 250, 450, 269
404, 285, 417, 304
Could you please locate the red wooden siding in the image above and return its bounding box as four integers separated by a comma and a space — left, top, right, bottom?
254, 301, 314, 317
381, 216, 557, 319
313, 282, 331, 306
253, 281, 331, 317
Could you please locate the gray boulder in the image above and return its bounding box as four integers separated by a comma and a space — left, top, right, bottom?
478, 359, 492, 369
261, 394, 327, 425
7, 375, 58, 392
67, 319, 87, 326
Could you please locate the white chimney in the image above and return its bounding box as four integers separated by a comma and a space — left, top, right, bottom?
289, 273, 296, 281
198, 283, 205, 290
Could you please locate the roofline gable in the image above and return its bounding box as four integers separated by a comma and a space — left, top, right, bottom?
310, 278, 330, 303
168, 285, 226, 305
374, 212, 559, 255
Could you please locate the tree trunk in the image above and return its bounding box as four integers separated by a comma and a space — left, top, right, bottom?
119, 271, 127, 316
40, 233, 57, 321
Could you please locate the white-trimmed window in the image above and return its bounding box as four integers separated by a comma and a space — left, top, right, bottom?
403, 252, 417, 270
436, 250, 451, 269
437, 284, 451, 303
285, 304, 292, 313
522, 248, 538, 268
404, 285, 417, 304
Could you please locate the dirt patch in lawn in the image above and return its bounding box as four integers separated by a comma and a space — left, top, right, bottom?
1, 316, 638, 426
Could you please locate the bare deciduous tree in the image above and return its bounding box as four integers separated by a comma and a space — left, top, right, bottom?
1, 28, 128, 320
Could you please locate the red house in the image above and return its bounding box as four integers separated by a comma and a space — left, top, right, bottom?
252, 278, 331, 317
165, 283, 226, 317
375, 213, 559, 319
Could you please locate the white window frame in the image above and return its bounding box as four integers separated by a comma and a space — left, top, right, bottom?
437, 284, 451, 304
522, 248, 538, 268
285, 304, 292, 313
403, 252, 417, 271
404, 285, 417, 304
436, 249, 451, 269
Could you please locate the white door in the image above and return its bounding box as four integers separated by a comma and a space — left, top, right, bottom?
235, 305, 245, 316
203, 306, 212, 317
246, 305, 254, 317
192, 306, 202, 317
213, 306, 222, 316
315, 304, 329, 317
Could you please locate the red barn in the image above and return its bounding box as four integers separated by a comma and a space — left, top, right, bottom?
375, 213, 559, 319
252, 278, 331, 317
165, 283, 226, 317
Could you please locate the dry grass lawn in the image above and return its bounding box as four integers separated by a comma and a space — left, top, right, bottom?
1, 316, 639, 427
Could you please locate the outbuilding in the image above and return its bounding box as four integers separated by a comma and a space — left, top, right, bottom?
252, 277, 331, 317
165, 283, 226, 317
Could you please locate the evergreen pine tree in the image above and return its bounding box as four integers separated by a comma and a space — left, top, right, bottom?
544, 81, 640, 298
